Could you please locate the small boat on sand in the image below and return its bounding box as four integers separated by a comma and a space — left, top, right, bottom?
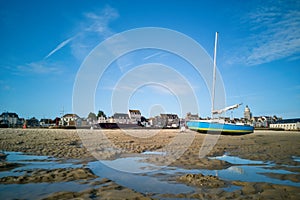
187, 32, 254, 135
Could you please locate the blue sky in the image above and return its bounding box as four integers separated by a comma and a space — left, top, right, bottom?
0, 0, 299, 119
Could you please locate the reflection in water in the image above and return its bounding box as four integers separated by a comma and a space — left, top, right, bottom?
92, 152, 300, 189
0, 151, 82, 178
0, 182, 91, 200
208, 154, 300, 187
209, 154, 265, 165
88, 160, 194, 194
0, 151, 299, 200
4, 151, 55, 162
292, 156, 300, 162
141, 151, 167, 155
227, 166, 244, 174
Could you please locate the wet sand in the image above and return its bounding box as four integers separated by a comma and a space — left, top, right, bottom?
0, 128, 300, 199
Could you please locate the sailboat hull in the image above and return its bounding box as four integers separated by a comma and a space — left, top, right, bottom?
187, 120, 254, 134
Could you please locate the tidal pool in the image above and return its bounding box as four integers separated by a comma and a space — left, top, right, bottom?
0, 151, 195, 199
0, 151, 82, 178
0, 151, 299, 200
292, 156, 300, 162
207, 154, 300, 187
0, 182, 91, 200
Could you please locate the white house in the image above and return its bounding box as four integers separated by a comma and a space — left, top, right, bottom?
251, 116, 278, 128
60, 114, 80, 126
270, 118, 300, 131
150, 114, 179, 128
0, 112, 20, 127
161, 114, 180, 128
128, 109, 141, 124
97, 116, 107, 123
113, 113, 130, 124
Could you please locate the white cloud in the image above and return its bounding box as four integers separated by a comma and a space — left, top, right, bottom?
110, 64, 198, 96
230, 1, 300, 66
84, 5, 119, 37
143, 52, 165, 60
13, 5, 119, 76
0, 80, 12, 91
118, 62, 133, 72
17, 61, 62, 74
112, 80, 194, 96
45, 5, 119, 60
70, 5, 119, 61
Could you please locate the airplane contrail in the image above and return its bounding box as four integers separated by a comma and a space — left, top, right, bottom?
44, 36, 75, 59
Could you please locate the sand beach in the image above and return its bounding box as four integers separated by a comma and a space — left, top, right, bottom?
0, 128, 299, 199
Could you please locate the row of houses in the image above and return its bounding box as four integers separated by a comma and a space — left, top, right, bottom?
106, 110, 142, 124
1, 109, 300, 130
0, 112, 52, 128
0, 110, 144, 128
0, 110, 185, 129
99, 111, 181, 128
241, 105, 299, 130
149, 114, 180, 128
59, 110, 183, 128
270, 118, 300, 131
0, 113, 91, 128
57, 113, 300, 130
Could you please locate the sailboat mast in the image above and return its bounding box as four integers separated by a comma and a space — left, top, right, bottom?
211, 32, 218, 118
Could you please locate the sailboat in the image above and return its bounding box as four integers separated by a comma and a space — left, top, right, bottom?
186, 32, 254, 134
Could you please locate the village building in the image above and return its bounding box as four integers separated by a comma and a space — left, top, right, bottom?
251, 116, 280, 128
40, 118, 54, 127
97, 115, 107, 123
150, 113, 179, 128
128, 109, 141, 124
244, 105, 252, 121
185, 112, 199, 121
270, 118, 300, 131
0, 112, 23, 127
53, 117, 61, 126
113, 113, 130, 124
60, 114, 80, 126
26, 117, 40, 127
161, 114, 180, 128
148, 116, 163, 128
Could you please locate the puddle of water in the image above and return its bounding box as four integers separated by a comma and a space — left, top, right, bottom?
0, 151, 93, 199
209, 154, 265, 165
218, 166, 297, 185
207, 155, 300, 187
4, 151, 55, 162
292, 156, 300, 162
0, 182, 91, 200
1, 150, 299, 200
0, 151, 82, 178
101, 157, 161, 173
91, 152, 300, 194
99, 152, 300, 188
141, 151, 167, 156
0, 161, 83, 178
0, 151, 195, 197
88, 152, 247, 194
88, 160, 194, 194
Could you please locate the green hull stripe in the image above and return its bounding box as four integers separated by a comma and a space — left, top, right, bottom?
188, 127, 253, 133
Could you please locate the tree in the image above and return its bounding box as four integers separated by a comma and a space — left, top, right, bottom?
88, 112, 97, 121
141, 116, 147, 122
97, 110, 107, 119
